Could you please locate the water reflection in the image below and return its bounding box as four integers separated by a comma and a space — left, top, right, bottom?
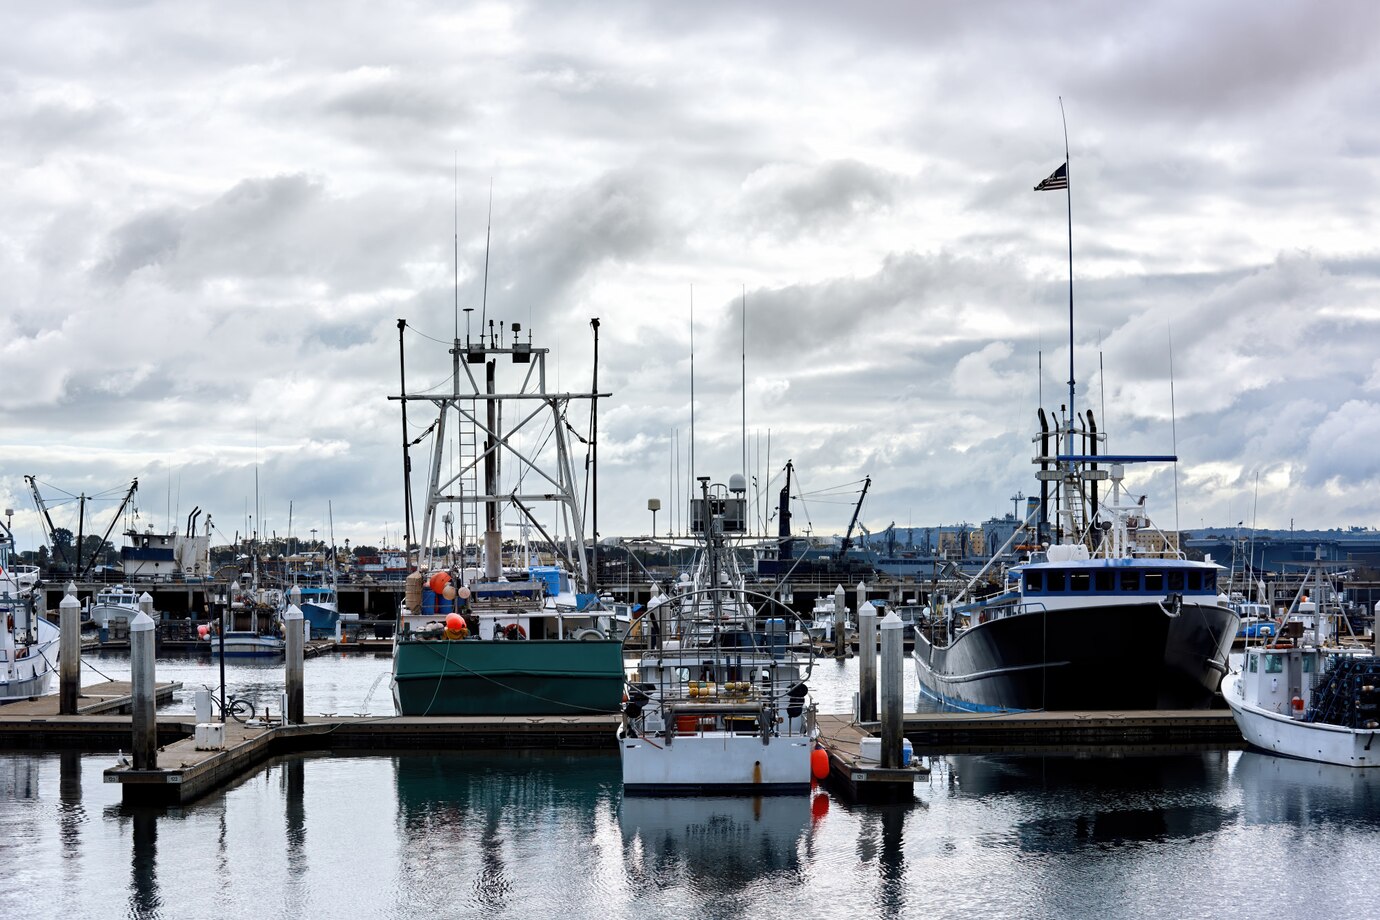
129, 808, 161, 917
393, 751, 620, 916
618, 795, 810, 894
1233, 751, 1380, 829
951, 752, 1236, 852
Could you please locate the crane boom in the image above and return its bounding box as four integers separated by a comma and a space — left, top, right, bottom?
24, 475, 67, 565
837, 476, 871, 561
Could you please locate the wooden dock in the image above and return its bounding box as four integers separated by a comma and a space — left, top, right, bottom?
815, 714, 925, 803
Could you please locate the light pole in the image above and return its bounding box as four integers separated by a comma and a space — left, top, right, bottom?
647, 498, 661, 540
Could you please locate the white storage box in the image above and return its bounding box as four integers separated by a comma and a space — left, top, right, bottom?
858, 736, 912, 766
194, 722, 226, 751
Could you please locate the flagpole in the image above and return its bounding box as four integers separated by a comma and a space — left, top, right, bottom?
1060, 96, 1073, 437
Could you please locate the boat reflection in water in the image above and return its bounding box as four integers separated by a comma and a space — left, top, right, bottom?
1232, 750, 1380, 829
948, 752, 1236, 852
618, 795, 811, 892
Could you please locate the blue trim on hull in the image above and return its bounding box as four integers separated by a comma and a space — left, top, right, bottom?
623, 783, 812, 797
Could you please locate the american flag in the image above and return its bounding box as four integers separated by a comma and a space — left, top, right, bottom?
1034, 161, 1068, 191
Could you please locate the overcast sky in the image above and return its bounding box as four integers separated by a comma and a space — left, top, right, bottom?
5, 0, 1380, 554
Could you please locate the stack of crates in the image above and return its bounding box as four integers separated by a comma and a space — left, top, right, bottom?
1306, 656, 1380, 728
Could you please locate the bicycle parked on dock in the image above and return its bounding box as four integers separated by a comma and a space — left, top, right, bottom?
202, 685, 255, 723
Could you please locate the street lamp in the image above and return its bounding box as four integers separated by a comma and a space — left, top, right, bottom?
647, 498, 661, 540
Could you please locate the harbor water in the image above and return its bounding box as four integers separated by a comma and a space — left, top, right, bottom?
5, 652, 1380, 919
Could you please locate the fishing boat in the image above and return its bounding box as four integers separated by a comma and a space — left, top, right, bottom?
208, 584, 285, 659
389, 319, 625, 717
1222, 554, 1380, 766
619, 476, 817, 795
86, 585, 144, 630
913, 430, 1238, 712
913, 154, 1238, 712
1, 523, 58, 703
807, 590, 854, 644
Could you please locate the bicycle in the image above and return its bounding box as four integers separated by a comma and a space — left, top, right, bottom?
201, 684, 256, 723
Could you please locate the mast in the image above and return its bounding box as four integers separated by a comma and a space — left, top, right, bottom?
397, 319, 414, 560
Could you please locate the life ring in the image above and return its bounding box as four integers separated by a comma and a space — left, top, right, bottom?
504, 623, 527, 641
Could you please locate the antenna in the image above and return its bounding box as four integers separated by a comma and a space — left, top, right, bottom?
1169, 325, 1180, 536
481, 179, 492, 331
454, 154, 460, 343
741, 285, 747, 484
689, 284, 696, 490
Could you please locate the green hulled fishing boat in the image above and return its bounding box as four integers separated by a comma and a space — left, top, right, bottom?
389, 318, 625, 717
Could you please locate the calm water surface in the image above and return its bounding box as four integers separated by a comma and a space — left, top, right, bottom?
4, 653, 1380, 919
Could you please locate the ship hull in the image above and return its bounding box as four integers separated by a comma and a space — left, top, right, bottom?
1223, 672, 1380, 767
912, 601, 1237, 711
391, 637, 626, 716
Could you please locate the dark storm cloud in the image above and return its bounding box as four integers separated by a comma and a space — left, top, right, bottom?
740, 159, 898, 237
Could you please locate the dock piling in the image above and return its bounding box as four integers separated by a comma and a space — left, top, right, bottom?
285, 604, 304, 725
858, 601, 878, 722
59, 591, 80, 715
833, 584, 847, 659
879, 610, 903, 768
130, 611, 157, 769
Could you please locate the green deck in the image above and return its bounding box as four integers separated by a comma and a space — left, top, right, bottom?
391, 637, 626, 716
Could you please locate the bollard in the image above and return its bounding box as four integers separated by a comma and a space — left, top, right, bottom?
59, 592, 81, 715
195, 687, 212, 724
858, 601, 878, 723
879, 610, 905, 769
833, 584, 847, 659
130, 611, 157, 769
138, 591, 154, 617
284, 604, 304, 725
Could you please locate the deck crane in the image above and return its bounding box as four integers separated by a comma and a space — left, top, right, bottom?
835, 476, 871, 562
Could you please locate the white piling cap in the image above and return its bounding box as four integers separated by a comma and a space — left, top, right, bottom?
880, 611, 903, 630
289, 585, 302, 599
859, 601, 878, 618
60, 593, 80, 609
139, 592, 153, 602
834, 584, 845, 595
856, 581, 867, 591
65, 580, 78, 595
283, 604, 304, 621
130, 611, 156, 632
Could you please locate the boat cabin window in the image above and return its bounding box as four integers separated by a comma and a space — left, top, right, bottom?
1167, 571, 1185, 591
1143, 571, 1164, 592
1025, 571, 1044, 592
1204, 571, 1216, 591
1264, 654, 1284, 674
1303, 656, 1314, 673
1186, 571, 1203, 591
1119, 571, 1140, 592
1046, 570, 1065, 592
1095, 571, 1113, 592
1248, 655, 1257, 673
1068, 572, 1091, 592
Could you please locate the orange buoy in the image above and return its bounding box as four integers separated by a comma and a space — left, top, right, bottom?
429, 571, 451, 595
446, 612, 464, 631
811, 747, 830, 780
1291, 696, 1305, 712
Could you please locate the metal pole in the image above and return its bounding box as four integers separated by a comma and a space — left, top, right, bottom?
833, 584, 847, 660
130, 610, 157, 769
880, 610, 904, 768
59, 591, 80, 714
222, 581, 237, 720
284, 604, 304, 724
858, 600, 878, 723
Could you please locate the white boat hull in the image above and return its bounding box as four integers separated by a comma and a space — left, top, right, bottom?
1223, 671, 1380, 767
619, 728, 813, 794
1, 618, 59, 703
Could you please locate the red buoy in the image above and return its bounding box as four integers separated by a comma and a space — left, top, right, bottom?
446, 612, 464, 631
811, 747, 830, 780
429, 571, 451, 595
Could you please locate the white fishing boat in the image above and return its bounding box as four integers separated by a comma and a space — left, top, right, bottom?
1, 524, 58, 703
807, 590, 854, 644
1223, 555, 1380, 767
619, 476, 818, 795
86, 585, 144, 630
